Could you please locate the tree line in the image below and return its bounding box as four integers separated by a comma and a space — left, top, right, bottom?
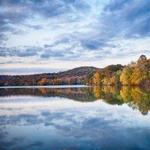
87, 55, 150, 86
0, 55, 149, 86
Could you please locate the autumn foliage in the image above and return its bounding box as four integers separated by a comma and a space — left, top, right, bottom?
87, 55, 150, 86
0, 55, 149, 87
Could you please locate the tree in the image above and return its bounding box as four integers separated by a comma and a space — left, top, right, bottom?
38, 78, 49, 85
137, 55, 147, 64
120, 66, 133, 85
131, 67, 147, 85
130, 55, 149, 85
102, 77, 110, 85
92, 71, 102, 86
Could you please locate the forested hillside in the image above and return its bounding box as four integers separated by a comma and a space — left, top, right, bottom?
0, 67, 98, 86
0, 55, 149, 86
87, 55, 150, 87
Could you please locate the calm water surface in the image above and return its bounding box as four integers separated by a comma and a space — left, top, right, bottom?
0, 86, 150, 150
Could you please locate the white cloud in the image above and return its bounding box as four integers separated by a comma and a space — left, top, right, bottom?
0, 0, 150, 74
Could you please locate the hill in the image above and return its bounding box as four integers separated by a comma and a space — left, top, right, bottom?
0, 66, 99, 86
0, 55, 149, 86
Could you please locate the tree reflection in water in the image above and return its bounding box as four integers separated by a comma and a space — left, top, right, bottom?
0, 86, 150, 115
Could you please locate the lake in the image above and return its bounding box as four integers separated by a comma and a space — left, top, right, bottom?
0, 86, 150, 150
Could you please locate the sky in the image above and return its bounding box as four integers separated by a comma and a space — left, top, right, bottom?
0, 0, 150, 75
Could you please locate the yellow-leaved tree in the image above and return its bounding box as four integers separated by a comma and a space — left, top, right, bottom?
92, 71, 102, 86
120, 66, 133, 85
131, 67, 146, 85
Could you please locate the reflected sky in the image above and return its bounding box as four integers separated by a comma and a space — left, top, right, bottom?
0, 87, 150, 150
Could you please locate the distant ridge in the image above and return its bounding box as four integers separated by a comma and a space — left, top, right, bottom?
0, 65, 123, 86
0, 55, 149, 86
0, 66, 99, 86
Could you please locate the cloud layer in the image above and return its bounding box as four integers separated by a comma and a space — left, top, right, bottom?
0, 0, 150, 74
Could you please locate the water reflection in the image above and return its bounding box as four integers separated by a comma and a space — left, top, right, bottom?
0, 86, 150, 150
0, 86, 150, 115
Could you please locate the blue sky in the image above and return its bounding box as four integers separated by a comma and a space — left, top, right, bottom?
0, 0, 150, 74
